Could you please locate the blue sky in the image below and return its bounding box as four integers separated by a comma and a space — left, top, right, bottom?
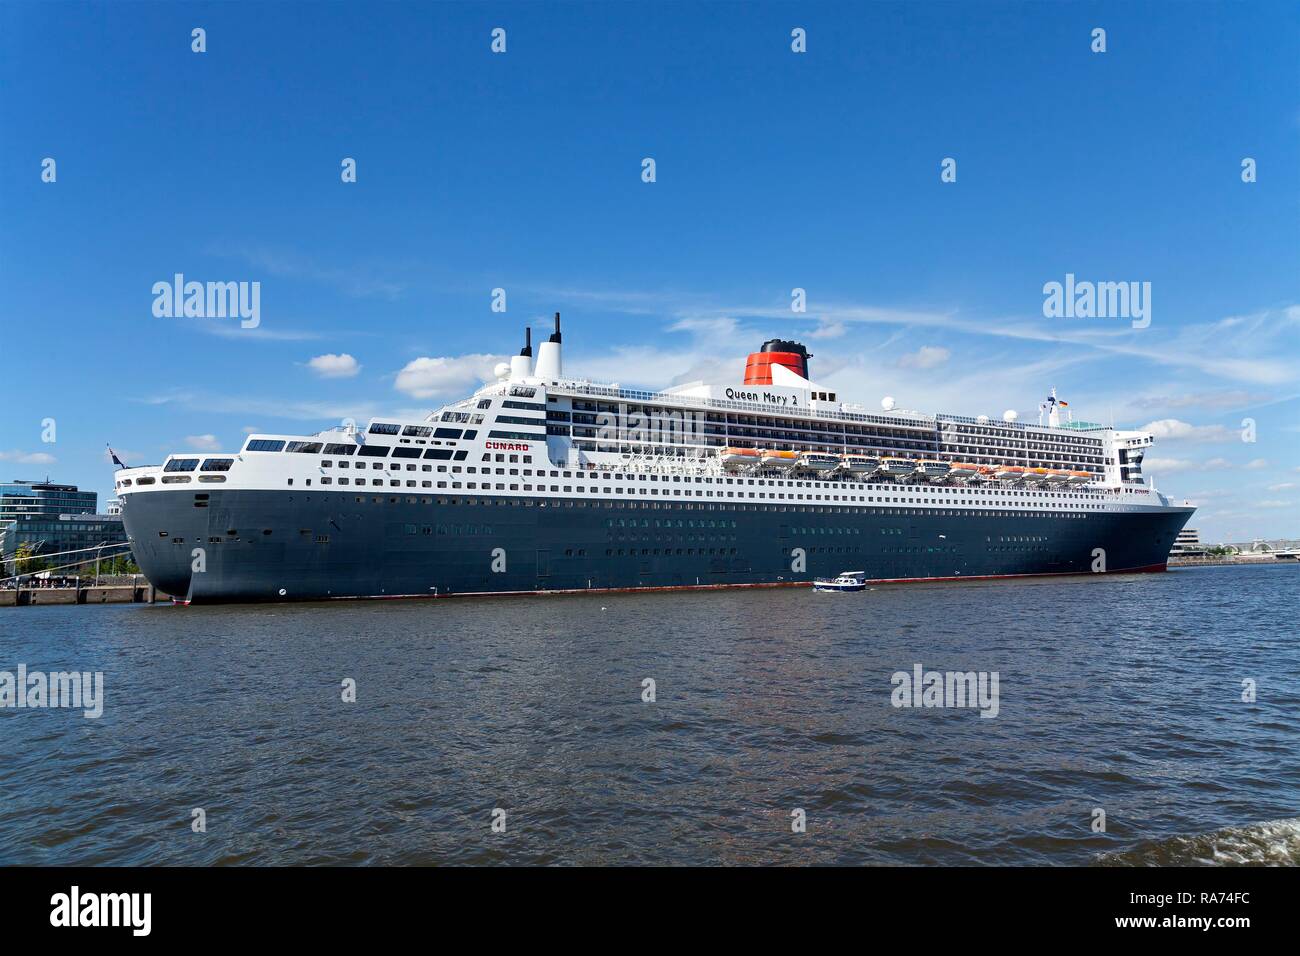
1, 1, 1296, 542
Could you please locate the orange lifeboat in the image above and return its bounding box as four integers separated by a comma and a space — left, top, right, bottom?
760, 449, 798, 469
720, 447, 760, 470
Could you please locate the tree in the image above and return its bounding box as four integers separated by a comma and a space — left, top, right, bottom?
14, 542, 49, 575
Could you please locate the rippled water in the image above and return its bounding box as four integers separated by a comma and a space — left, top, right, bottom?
1, 564, 1297, 865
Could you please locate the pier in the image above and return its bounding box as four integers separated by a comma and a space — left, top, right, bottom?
0, 582, 176, 607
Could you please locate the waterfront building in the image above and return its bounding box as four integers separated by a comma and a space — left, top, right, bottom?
1171, 528, 1206, 557
0, 481, 130, 574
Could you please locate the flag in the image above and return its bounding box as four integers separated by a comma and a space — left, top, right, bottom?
1059, 400, 1069, 407
107, 444, 127, 469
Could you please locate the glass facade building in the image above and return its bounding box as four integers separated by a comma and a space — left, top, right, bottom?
0, 481, 129, 573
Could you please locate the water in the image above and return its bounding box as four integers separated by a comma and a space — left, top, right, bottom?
1, 564, 1297, 866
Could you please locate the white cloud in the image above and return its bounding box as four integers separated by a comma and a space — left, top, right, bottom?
134, 389, 385, 423
1245, 458, 1269, 470
896, 346, 951, 370
394, 354, 505, 399
1139, 419, 1236, 442
1257, 499, 1294, 509
306, 353, 361, 378
1136, 388, 1271, 411
1267, 482, 1296, 492
199, 323, 322, 342
1143, 457, 1196, 474
1204, 457, 1234, 470
185, 434, 222, 451
242, 425, 260, 434
808, 320, 847, 340
0, 449, 56, 465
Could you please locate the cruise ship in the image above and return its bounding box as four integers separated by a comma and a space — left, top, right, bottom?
115, 315, 1195, 603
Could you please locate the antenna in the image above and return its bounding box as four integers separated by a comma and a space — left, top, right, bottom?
550, 312, 562, 343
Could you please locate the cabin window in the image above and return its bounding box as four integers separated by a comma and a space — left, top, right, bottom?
164, 458, 200, 472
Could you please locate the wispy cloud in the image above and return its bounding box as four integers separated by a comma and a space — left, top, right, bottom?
208, 242, 407, 301
897, 345, 951, 370
133, 389, 386, 424
0, 449, 56, 465
197, 322, 323, 342
546, 284, 1299, 387
1139, 419, 1238, 443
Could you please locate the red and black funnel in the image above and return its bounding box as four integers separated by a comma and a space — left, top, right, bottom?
743, 339, 811, 385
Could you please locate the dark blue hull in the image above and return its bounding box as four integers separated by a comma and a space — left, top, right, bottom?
120, 489, 1194, 603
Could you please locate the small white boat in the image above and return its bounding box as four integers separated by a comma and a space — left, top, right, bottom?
915, 460, 951, 480
760, 449, 798, 469
843, 454, 880, 475
797, 452, 841, 472
813, 570, 868, 592
879, 457, 914, 478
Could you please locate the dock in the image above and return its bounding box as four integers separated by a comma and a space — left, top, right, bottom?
0, 584, 176, 607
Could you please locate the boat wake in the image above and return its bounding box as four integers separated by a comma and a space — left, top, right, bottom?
1097, 817, 1300, 866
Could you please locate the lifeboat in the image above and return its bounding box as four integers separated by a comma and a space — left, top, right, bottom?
1021, 467, 1049, 485
760, 449, 798, 469
1043, 469, 1070, 484
842, 454, 880, 475
1066, 470, 1093, 485
879, 457, 915, 478
994, 465, 1025, 481
797, 452, 841, 472
946, 462, 980, 479
915, 460, 951, 480
720, 447, 760, 471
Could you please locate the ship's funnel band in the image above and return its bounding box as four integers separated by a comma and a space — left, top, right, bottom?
744, 351, 808, 384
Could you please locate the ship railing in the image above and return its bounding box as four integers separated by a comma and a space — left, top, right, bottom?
549, 380, 1111, 439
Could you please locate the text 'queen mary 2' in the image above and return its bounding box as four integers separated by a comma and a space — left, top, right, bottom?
116, 315, 1194, 603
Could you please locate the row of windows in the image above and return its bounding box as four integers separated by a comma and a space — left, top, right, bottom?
162, 458, 236, 473
556, 408, 1101, 461
295, 476, 1116, 511
287, 494, 1103, 524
